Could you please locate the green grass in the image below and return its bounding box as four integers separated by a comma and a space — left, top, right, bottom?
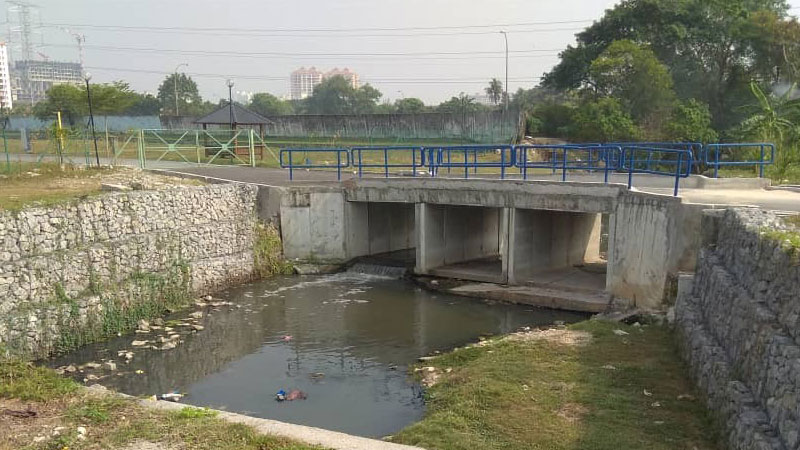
392, 320, 718, 450
0, 359, 79, 401
762, 228, 800, 252
175, 407, 219, 419
65, 396, 126, 424
0, 163, 118, 211
784, 215, 800, 228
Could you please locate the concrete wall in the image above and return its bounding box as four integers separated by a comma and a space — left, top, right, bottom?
0, 184, 258, 358
281, 191, 415, 262
415, 204, 504, 273
508, 209, 601, 284
676, 209, 800, 450
280, 189, 348, 262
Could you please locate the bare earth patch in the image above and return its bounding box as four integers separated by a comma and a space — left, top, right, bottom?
557, 403, 589, 424
506, 327, 593, 346
121, 440, 183, 450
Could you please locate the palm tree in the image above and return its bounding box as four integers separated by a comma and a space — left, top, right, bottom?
485, 78, 504, 105
740, 82, 800, 179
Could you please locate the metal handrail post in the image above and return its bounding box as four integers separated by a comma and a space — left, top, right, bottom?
759, 145, 765, 178
627, 148, 634, 189
288, 150, 294, 181
673, 153, 682, 197
714, 146, 720, 178
561, 147, 568, 182
464, 148, 469, 179
382, 148, 388, 178
337, 151, 341, 181
500, 147, 505, 180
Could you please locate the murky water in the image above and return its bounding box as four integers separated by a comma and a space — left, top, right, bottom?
49, 273, 586, 437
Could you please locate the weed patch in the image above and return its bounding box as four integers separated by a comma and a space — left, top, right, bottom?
392, 320, 718, 450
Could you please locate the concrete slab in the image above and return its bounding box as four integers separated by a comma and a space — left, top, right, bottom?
448, 283, 610, 313
524, 265, 607, 293
429, 258, 505, 284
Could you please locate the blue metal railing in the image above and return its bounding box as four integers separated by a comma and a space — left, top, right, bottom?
621, 146, 693, 196
704, 143, 775, 178
351, 146, 425, 178
278, 142, 772, 196
515, 145, 622, 183
428, 145, 515, 179
279, 148, 350, 181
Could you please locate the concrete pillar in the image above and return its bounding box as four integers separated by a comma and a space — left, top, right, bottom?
416, 203, 445, 274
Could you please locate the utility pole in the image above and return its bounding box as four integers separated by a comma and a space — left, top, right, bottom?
227, 79, 234, 130
499, 30, 509, 111
173, 63, 188, 116
84, 73, 100, 167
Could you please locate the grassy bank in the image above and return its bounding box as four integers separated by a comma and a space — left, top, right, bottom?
0, 164, 118, 211
0, 359, 320, 450
392, 320, 717, 450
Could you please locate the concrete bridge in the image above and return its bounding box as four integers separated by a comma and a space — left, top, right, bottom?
273, 177, 713, 311
156, 166, 800, 312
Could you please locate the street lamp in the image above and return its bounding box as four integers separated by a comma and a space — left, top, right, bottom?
499, 30, 509, 111
173, 63, 188, 116
227, 79, 234, 130
84, 72, 100, 167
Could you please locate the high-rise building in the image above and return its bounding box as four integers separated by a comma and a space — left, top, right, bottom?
290, 66, 361, 100
0, 43, 12, 110
11, 60, 83, 104
324, 68, 360, 89
290, 67, 324, 100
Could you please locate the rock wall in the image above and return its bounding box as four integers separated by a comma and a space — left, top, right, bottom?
0, 184, 258, 359
676, 208, 800, 450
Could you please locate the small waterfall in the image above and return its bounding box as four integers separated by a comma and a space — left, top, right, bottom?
347, 263, 408, 278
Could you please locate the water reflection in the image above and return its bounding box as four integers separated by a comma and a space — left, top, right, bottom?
49, 273, 586, 437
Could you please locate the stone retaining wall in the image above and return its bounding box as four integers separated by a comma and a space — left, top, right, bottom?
0, 184, 258, 359
676, 208, 800, 450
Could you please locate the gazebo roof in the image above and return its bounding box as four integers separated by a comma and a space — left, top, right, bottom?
194, 103, 271, 125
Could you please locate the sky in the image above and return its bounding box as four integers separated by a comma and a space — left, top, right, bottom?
4, 0, 800, 105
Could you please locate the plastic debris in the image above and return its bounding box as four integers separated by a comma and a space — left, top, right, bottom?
282, 335, 293, 342
612, 329, 630, 336
276, 389, 287, 401
156, 392, 184, 402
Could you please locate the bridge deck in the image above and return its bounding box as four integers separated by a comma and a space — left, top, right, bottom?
160, 166, 800, 212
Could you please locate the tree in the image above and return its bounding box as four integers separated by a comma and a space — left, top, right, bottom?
89, 81, 138, 117
436, 93, 485, 114
588, 40, 675, 125
395, 97, 426, 114
125, 93, 161, 116
33, 84, 85, 125
249, 93, 294, 116
664, 99, 718, 143
542, 0, 792, 130
485, 78, 504, 105
157, 73, 203, 116
350, 84, 382, 114
570, 97, 641, 142
529, 102, 576, 138
304, 76, 383, 114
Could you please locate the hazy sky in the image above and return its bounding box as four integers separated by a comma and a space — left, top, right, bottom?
5, 0, 800, 104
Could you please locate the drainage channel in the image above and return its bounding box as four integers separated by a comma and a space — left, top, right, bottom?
48, 273, 587, 438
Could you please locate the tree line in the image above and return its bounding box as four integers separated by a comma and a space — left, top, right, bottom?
512, 0, 800, 181
17, 71, 510, 125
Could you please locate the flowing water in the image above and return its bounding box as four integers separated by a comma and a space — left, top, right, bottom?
49, 273, 586, 438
